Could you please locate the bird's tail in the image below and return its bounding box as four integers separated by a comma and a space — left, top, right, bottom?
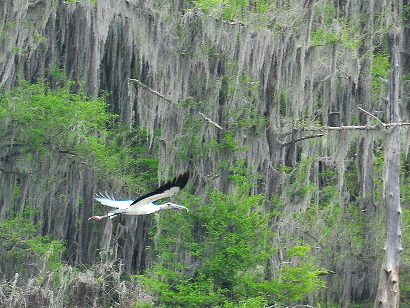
88, 209, 124, 221
108, 208, 128, 218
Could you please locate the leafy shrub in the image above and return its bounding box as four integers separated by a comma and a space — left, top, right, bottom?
0, 80, 110, 164
0, 80, 158, 189
0, 210, 65, 278
139, 176, 325, 307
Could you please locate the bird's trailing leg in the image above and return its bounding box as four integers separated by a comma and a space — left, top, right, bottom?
88, 214, 107, 221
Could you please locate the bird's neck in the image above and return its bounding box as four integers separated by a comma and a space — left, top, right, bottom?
157, 203, 168, 210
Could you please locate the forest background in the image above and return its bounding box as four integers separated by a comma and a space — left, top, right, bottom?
0, 0, 409, 307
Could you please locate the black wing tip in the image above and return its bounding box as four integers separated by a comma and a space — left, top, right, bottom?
175, 171, 190, 189
130, 172, 190, 205
164, 171, 190, 191
170, 171, 189, 188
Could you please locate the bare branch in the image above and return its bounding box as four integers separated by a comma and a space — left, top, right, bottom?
129, 78, 173, 104
0, 168, 37, 175
318, 73, 332, 83
282, 134, 324, 146
316, 69, 353, 85
298, 122, 410, 132
358, 106, 386, 127
198, 112, 223, 130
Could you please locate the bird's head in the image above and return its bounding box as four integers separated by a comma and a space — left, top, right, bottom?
160, 202, 189, 211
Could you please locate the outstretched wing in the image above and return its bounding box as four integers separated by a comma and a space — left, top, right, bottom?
129, 172, 189, 208
95, 192, 133, 209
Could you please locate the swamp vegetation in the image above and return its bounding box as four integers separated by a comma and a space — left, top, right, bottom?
0, 0, 409, 307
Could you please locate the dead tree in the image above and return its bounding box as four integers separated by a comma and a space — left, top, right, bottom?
374, 32, 402, 308
285, 33, 405, 307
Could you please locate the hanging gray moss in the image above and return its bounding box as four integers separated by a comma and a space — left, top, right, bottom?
0, 0, 408, 306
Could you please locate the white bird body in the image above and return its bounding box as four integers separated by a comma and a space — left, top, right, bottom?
124, 202, 160, 215
89, 172, 190, 221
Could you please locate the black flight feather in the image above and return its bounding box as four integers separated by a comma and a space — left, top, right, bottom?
129, 172, 189, 206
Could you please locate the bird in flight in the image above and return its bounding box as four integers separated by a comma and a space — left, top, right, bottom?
88, 172, 190, 221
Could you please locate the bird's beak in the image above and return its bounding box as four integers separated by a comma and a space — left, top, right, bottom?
172, 204, 189, 211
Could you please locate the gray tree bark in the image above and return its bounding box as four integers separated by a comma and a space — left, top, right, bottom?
374, 31, 402, 308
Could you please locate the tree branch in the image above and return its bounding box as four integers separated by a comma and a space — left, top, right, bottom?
198, 112, 223, 130
129, 78, 173, 104
282, 134, 324, 146
358, 106, 386, 127
0, 168, 37, 175
295, 122, 410, 132
129, 79, 225, 131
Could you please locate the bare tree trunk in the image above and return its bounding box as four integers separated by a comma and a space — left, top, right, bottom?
374, 31, 402, 308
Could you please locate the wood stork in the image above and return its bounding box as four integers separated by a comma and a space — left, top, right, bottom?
88, 172, 189, 221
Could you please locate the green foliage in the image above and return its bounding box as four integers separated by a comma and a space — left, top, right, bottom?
222, 133, 248, 151
311, 28, 338, 47
227, 158, 259, 188
191, 0, 302, 30
310, 25, 360, 50
108, 124, 159, 190
287, 245, 311, 257
140, 184, 269, 307
291, 149, 388, 307
373, 52, 390, 75
227, 104, 267, 133
372, 52, 390, 97
139, 165, 325, 307
401, 72, 410, 81
0, 79, 110, 159
278, 89, 287, 116
175, 111, 225, 162
194, 0, 249, 21
251, 256, 326, 305
275, 262, 325, 303
175, 98, 254, 163
254, 0, 277, 15
310, 5, 361, 50
0, 210, 65, 277
134, 303, 154, 308
173, 21, 196, 56
0, 80, 158, 189
283, 157, 317, 201
217, 63, 264, 133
